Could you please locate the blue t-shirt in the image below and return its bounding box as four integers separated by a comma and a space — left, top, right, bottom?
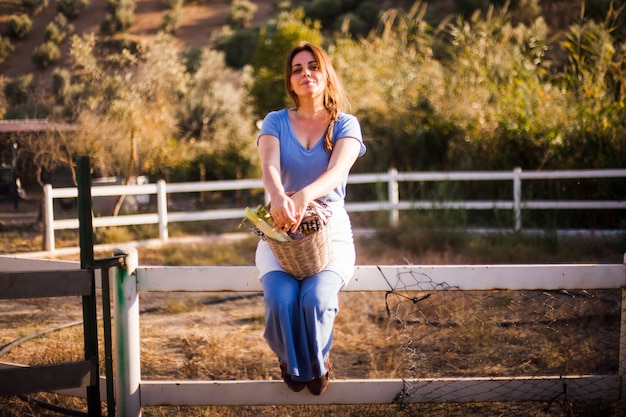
259, 109, 366, 202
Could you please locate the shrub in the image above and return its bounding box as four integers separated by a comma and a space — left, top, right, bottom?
4, 74, 34, 105
22, 0, 49, 15
3, 102, 50, 119
182, 47, 203, 74
161, 7, 182, 34
32, 41, 61, 68
303, 0, 342, 28
101, 0, 136, 34
100, 15, 116, 34
52, 68, 72, 101
161, 0, 182, 10
215, 27, 259, 68
7, 14, 33, 40
0, 36, 14, 64
45, 14, 73, 44
57, 0, 89, 20
45, 22, 65, 44
227, 0, 258, 29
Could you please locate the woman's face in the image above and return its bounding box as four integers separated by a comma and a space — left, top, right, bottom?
290, 50, 326, 100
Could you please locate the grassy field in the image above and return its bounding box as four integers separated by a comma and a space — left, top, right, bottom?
0, 222, 624, 416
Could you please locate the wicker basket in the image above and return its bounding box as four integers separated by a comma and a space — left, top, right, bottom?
265, 201, 332, 279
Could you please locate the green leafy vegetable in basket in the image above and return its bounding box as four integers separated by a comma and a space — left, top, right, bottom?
244, 205, 292, 242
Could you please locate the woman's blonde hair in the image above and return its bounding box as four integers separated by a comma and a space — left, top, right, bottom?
284, 41, 347, 153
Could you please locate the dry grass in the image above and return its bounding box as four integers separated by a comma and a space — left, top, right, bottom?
0, 228, 624, 416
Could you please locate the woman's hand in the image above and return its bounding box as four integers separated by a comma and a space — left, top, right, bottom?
271, 191, 309, 233
270, 192, 298, 232
287, 191, 311, 233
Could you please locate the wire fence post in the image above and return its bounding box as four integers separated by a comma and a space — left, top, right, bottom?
388, 168, 399, 227
113, 247, 141, 417
513, 167, 522, 232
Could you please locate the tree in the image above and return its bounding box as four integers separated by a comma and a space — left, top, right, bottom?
438, 4, 566, 170
558, 10, 626, 168
61, 33, 188, 213
177, 49, 259, 181
333, 2, 456, 172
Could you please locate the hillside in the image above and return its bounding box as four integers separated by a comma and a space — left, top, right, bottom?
0, 0, 274, 80
0, 0, 589, 84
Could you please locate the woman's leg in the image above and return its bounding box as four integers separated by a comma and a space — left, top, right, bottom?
300, 270, 344, 377
261, 270, 308, 380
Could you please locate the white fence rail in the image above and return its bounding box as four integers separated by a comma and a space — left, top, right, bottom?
43, 168, 626, 251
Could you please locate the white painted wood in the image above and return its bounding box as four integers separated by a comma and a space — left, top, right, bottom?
136, 264, 626, 293
136, 266, 262, 292
157, 180, 168, 241
113, 247, 142, 417
40, 168, 626, 251
0, 256, 79, 271
139, 376, 620, 406
525, 201, 626, 209
57, 375, 618, 405
166, 178, 263, 192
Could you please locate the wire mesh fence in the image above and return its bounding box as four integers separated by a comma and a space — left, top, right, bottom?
381, 265, 621, 415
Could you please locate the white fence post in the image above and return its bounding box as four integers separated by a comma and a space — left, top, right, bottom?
157, 180, 168, 242
43, 184, 55, 251
388, 168, 399, 227
513, 167, 522, 232
618, 253, 626, 417
113, 247, 141, 417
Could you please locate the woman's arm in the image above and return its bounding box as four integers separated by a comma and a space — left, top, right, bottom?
297, 137, 362, 204
259, 134, 362, 232
257, 133, 296, 228
288, 137, 362, 230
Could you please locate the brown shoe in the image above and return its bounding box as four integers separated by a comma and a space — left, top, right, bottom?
279, 361, 306, 392
307, 355, 332, 396
306, 373, 330, 395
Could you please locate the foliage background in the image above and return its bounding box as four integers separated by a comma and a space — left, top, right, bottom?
0, 0, 624, 198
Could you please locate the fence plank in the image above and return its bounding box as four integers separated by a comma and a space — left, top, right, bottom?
0, 257, 78, 272
0, 361, 96, 396
135, 264, 626, 293
139, 376, 619, 406
0, 270, 93, 299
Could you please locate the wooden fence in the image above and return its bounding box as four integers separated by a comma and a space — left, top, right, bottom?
1, 253, 624, 417
2, 159, 625, 416
42, 167, 626, 251
0, 267, 103, 415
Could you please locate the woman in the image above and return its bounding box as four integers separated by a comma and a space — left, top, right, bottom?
255, 41, 366, 396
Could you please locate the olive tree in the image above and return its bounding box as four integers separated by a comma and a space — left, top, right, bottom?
177, 49, 258, 181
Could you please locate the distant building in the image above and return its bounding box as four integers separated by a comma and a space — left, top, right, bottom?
0, 119, 78, 134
